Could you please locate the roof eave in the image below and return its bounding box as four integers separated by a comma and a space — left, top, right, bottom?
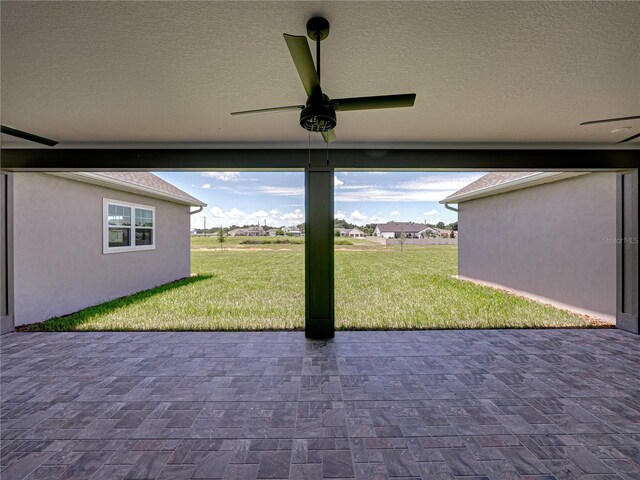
440, 172, 588, 204
47, 172, 207, 207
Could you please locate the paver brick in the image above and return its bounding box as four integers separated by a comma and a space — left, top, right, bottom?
1, 329, 639, 479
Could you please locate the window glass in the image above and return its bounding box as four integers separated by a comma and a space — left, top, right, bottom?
105, 201, 154, 252
135, 208, 153, 227
135, 229, 153, 246
108, 205, 131, 226
108, 227, 131, 247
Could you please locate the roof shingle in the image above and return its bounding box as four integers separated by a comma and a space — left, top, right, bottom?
442, 172, 540, 202
97, 172, 204, 206
375, 221, 428, 233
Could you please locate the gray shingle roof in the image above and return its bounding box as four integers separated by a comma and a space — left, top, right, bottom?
442, 172, 540, 202
375, 221, 428, 233
97, 172, 204, 206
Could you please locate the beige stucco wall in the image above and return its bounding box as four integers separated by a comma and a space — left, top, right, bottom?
458, 173, 617, 320
12, 173, 191, 326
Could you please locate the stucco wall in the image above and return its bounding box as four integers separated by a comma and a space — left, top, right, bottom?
458, 173, 616, 320
12, 173, 191, 326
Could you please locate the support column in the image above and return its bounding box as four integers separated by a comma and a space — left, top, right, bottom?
617, 170, 639, 334
305, 162, 334, 339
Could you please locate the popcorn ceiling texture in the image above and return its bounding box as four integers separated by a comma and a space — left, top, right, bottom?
1, 1, 639, 145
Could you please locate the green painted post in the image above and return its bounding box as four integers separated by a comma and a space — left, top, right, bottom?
305, 163, 334, 339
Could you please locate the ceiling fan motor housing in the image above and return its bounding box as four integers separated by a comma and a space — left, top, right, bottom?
300, 103, 336, 132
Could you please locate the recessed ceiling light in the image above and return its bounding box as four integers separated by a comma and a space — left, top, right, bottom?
611, 126, 632, 133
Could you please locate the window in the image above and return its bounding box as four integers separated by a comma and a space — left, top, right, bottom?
103, 199, 155, 253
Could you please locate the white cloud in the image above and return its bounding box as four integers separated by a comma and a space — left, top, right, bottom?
201, 172, 240, 181
334, 176, 344, 187
210, 207, 224, 217
247, 210, 270, 219
336, 188, 454, 202
349, 210, 368, 223
269, 209, 280, 215
281, 208, 304, 224
396, 174, 483, 191
226, 208, 246, 219
334, 211, 346, 220
369, 215, 385, 223
424, 209, 439, 216
202, 183, 211, 189
210, 207, 246, 219
206, 206, 284, 227
257, 186, 305, 197
331, 173, 485, 203
390, 210, 400, 216
338, 184, 374, 190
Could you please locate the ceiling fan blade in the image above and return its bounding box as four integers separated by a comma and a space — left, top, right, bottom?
331, 93, 416, 112
580, 115, 640, 126
231, 105, 304, 116
617, 132, 640, 144
283, 34, 321, 97
1, 125, 58, 146
321, 130, 336, 143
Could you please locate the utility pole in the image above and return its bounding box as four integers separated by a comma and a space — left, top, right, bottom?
203, 215, 207, 237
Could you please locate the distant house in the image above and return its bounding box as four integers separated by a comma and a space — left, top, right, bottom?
374, 221, 429, 239
228, 226, 261, 236
283, 226, 302, 236
2, 172, 205, 329
338, 227, 365, 238
266, 228, 279, 237
428, 227, 451, 238
441, 172, 617, 321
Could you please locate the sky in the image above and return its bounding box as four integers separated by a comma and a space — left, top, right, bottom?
154, 171, 486, 229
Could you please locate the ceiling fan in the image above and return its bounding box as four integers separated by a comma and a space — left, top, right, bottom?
231, 17, 416, 143
580, 115, 640, 144
1, 125, 58, 146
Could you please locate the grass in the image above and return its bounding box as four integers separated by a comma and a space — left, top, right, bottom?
26, 237, 605, 331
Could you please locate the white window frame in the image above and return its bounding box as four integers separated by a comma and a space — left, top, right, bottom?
103, 198, 156, 254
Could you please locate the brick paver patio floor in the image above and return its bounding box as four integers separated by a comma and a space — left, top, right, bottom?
1, 329, 639, 479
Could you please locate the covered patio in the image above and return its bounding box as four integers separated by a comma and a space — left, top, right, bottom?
2, 329, 639, 479
1, 2, 639, 479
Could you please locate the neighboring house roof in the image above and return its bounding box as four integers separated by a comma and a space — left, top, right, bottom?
441, 171, 587, 204
427, 227, 450, 235
47, 172, 206, 206
375, 221, 428, 233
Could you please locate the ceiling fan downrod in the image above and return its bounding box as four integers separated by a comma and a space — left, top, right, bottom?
300, 17, 335, 132
306, 16, 330, 84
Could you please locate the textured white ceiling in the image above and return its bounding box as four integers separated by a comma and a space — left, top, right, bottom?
1, 1, 639, 147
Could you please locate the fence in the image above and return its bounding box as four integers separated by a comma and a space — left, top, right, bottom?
365, 236, 457, 246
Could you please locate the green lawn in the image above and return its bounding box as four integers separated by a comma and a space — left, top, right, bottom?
26, 237, 605, 331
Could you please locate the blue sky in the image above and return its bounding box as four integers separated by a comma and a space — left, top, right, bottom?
155, 171, 485, 229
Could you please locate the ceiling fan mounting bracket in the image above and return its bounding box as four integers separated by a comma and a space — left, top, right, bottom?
306, 17, 330, 41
